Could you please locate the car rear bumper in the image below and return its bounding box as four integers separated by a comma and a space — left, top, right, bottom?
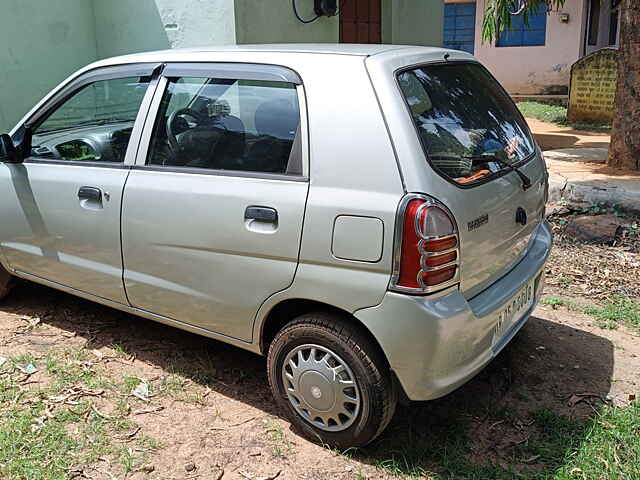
355, 221, 553, 401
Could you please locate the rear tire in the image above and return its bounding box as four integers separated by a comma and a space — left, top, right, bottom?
267, 312, 397, 448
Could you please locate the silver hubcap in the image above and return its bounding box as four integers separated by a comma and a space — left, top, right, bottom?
282, 344, 360, 432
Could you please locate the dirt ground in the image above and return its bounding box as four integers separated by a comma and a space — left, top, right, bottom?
1, 216, 639, 480
525, 118, 610, 151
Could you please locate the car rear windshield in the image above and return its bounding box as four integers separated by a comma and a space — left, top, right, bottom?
398, 62, 535, 186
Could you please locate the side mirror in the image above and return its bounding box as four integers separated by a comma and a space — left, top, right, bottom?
0, 134, 20, 163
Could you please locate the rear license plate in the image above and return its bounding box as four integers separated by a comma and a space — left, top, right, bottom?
492, 279, 535, 345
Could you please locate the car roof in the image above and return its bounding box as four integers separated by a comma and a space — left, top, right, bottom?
11, 43, 476, 136
97, 43, 458, 65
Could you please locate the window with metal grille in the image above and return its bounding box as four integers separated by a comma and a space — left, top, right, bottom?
443, 2, 477, 55
497, 4, 547, 47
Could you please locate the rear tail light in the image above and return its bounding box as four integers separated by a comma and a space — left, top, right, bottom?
391, 194, 460, 294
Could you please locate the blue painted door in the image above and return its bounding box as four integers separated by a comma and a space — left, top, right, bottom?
443, 2, 477, 55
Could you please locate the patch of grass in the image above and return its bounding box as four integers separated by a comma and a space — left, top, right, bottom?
541, 296, 565, 307
541, 295, 640, 332
45, 349, 102, 390
574, 201, 627, 218
358, 403, 640, 480
547, 403, 640, 479
517, 101, 611, 131
518, 101, 568, 124
178, 388, 213, 406
110, 343, 130, 358
595, 319, 619, 330
158, 373, 185, 395
583, 295, 640, 331
540, 296, 579, 310
361, 414, 473, 478
121, 375, 141, 392
0, 403, 79, 479
0, 348, 158, 479
9, 352, 38, 366
155, 373, 213, 406
524, 408, 585, 468
264, 419, 292, 458
557, 275, 574, 287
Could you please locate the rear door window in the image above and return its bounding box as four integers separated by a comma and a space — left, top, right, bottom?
398, 63, 535, 186
147, 77, 301, 175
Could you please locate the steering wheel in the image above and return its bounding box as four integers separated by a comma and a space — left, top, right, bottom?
166, 107, 207, 159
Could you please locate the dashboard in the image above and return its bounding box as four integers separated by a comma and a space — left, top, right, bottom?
31, 122, 135, 163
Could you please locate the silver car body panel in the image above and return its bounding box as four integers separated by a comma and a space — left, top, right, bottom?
355, 221, 552, 400
121, 170, 309, 342
0, 68, 160, 303
364, 49, 547, 298
0, 163, 130, 303
119, 66, 311, 342
2, 45, 552, 401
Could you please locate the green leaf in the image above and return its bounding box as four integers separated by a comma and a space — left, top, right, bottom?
481, 0, 567, 43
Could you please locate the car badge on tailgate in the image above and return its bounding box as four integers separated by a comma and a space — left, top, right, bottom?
467, 213, 488, 232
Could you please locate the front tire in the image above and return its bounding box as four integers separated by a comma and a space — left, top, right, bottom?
267, 312, 397, 448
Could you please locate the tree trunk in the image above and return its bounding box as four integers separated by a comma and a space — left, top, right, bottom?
608, 0, 640, 170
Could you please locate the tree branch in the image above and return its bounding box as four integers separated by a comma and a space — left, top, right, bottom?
482, 0, 567, 43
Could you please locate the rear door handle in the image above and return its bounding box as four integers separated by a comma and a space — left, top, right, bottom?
245, 206, 278, 222
78, 186, 102, 201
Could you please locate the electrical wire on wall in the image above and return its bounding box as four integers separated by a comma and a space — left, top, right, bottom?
292, 0, 343, 24
292, 0, 320, 23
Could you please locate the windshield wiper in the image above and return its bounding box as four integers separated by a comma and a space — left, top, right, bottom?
463, 154, 532, 191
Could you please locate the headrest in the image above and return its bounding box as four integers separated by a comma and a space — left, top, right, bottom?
254, 99, 299, 140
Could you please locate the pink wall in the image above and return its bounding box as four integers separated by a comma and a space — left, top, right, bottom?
472, 0, 587, 95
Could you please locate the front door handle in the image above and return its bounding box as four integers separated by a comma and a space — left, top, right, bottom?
245, 206, 278, 223
78, 186, 102, 202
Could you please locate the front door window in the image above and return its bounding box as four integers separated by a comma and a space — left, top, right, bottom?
32, 76, 150, 163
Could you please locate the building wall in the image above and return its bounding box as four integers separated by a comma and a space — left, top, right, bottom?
93, 0, 170, 58
473, 0, 587, 95
0, 0, 444, 132
94, 0, 236, 58
0, 0, 97, 132
387, 0, 444, 46
234, 0, 443, 46
234, 0, 338, 44
155, 0, 236, 49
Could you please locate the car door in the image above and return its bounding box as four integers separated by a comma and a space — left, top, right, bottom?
121, 63, 309, 342
0, 64, 159, 303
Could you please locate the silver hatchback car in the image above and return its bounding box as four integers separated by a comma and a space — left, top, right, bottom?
0, 44, 551, 447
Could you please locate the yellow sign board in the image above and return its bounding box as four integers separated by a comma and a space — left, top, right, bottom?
567, 49, 618, 124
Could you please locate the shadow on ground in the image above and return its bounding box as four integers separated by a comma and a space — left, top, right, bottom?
533, 133, 610, 151
358, 313, 615, 477
1, 281, 615, 478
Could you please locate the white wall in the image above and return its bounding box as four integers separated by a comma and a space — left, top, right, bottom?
473, 0, 587, 95
0, 0, 97, 131
155, 0, 236, 48
94, 0, 236, 60
387, 0, 444, 46
234, 0, 337, 44
93, 0, 170, 59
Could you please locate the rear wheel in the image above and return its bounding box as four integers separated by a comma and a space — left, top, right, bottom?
267, 312, 397, 448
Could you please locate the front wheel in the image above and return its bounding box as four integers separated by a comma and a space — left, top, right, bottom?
267, 312, 397, 448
